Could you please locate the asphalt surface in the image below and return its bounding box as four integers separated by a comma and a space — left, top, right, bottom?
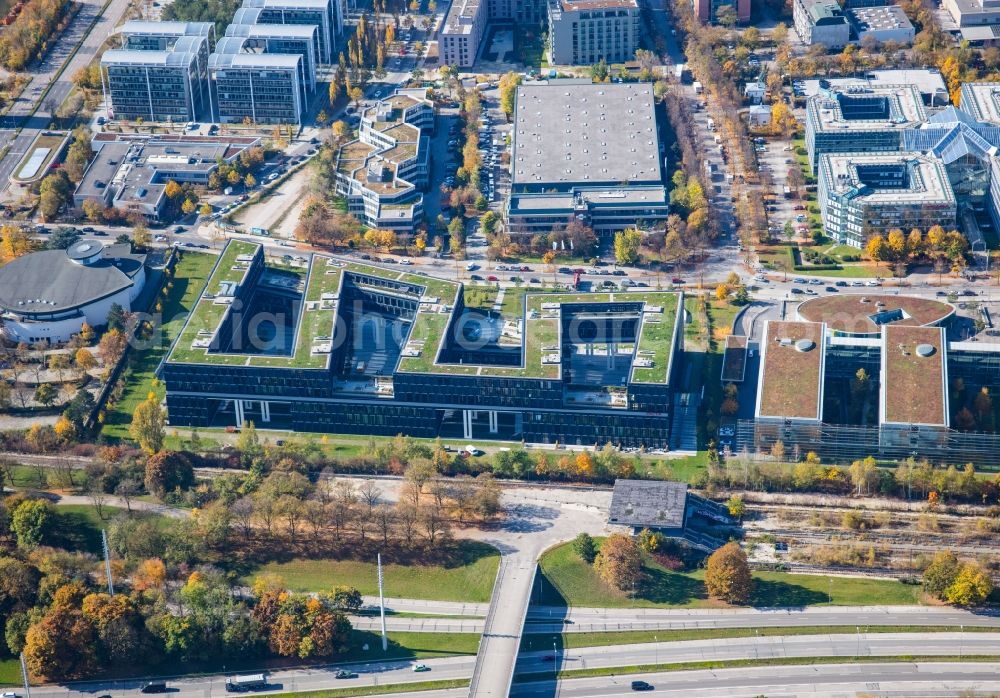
509, 662, 1000, 697
25, 634, 1000, 698
348, 605, 1000, 634
513, 632, 1000, 674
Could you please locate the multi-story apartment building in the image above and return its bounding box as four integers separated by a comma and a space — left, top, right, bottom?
162, 240, 685, 448
547, 0, 640, 65
818, 152, 957, 246
505, 81, 669, 238
102, 35, 210, 122
440, 0, 486, 67
237, 0, 339, 64
209, 52, 307, 124
334, 90, 432, 233
224, 22, 318, 92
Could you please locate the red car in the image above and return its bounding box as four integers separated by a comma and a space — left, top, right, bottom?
671, 277, 685, 284
487, 275, 498, 282
520, 265, 531, 272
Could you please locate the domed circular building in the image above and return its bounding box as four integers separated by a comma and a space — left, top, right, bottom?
0, 241, 146, 344
796, 293, 954, 337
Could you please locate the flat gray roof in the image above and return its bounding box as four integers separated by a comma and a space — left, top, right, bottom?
608, 479, 688, 530
512, 81, 663, 188
75, 142, 131, 201
0, 244, 145, 315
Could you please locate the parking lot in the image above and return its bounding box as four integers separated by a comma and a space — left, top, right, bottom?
426, 82, 511, 226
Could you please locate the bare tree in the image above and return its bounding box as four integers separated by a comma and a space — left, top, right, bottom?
87, 481, 108, 520
115, 477, 142, 514
374, 502, 395, 546
357, 480, 382, 541
302, 497, 328, 543
232, 496, 255, 540
395, 501, 418, 546
330, 481, 357, 541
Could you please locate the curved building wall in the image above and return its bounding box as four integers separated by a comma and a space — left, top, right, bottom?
2, 283, 142, 344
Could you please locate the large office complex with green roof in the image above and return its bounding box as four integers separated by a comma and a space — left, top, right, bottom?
739, 297, 1000, 468
161, 241, 684, 446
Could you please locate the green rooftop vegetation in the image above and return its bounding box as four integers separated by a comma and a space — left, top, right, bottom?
398, 289, 681, 382
167, 252, 681, 383
167, 243, 344, 370
631, 293, 681, 385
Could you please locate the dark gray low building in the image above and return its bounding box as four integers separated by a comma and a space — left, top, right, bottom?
608, 479, 735, 551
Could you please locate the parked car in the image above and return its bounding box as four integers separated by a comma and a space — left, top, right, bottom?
671, 277, 684, 284
487, 275, 498, 282
141, 683, 168, 694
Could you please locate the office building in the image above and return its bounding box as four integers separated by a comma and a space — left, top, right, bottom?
102, 34, 210, 122
818, 152, 957, 247
118, 20, 215, 64
845, 5, 915, 44
943, 0, 1000, 28
0, 242, 146, 344
334, 90, 432, 233
440, 0, 487, 67
793, 0, 850, 48
733, 297, 1000, 468
74, 134, 258, 220
547, 0, 640, 66
224, 22, 318, 92
505, 80, 668, 237
804, 83, 926, 171
209, 52, 306, 125
693, 0, 750, 24
237, 0, 338, 64
161, 240, 685, 448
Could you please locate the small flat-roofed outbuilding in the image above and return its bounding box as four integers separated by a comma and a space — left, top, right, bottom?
608, 480, 735, 549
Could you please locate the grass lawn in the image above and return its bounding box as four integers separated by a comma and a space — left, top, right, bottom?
241, 541, 500, 602
0, 658, 18, 686
528, 625, 993, 650
103, 251, 217, 440
538, 540, 921, 609
636, 452, 708, 483
793, 264, 882, 279
342, 630, 479, 661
